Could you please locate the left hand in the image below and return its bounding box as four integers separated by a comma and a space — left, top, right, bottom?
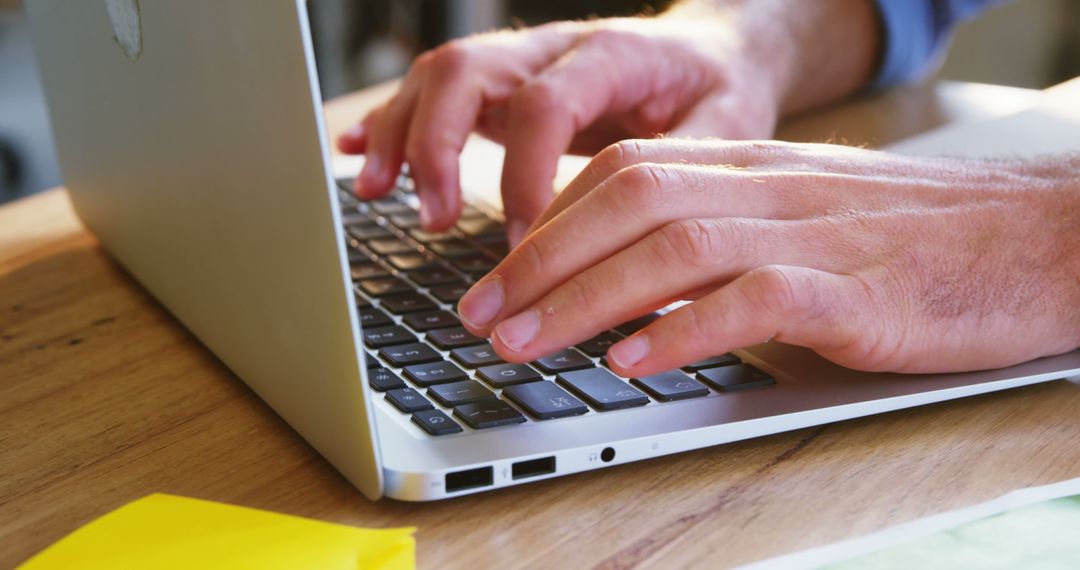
455, 139, 1080, 375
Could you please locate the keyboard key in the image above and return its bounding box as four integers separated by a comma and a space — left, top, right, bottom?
370, 198, 413, 215
350, 263, 390, 281
368, 366, 406, 391
367, 238, 416, 256
408, 268, 461, 287
453, 399, 526, 429
347, 223, 393, 241
557, 368, 650, 411
450, 342, 504, 368
426, 326, 485, 350
696, 364, 775, 391
477, 363, 543, 388
357, 277, 412, 298
430, 283, 469, 303
533, 348, 593, 374
409, 228, 456, 243
428, 380, 495, 407
385, 387, 434, 413
362, 325, 416, 348
503, 381, 589, 419
386, 253, 438, 272
457, 217, 504, 237
577, 331, 624, 357
403, 310, 460, 331
353, 294, 372, 309
358, 306, 393, 329
411, 409, 462, 436
428, 238, 480, 258
379, 342, 442, 367
403, 361, 469, 387
631, 371, 709, 401
347, 246, 373, 264
449, 254, 497, 274
389, 212, 421, 229
614, 313, 661, 335
336, 177, 356, 194
380, 293, 437, 314
682, 354, 741, 371
365, 353, 381, 369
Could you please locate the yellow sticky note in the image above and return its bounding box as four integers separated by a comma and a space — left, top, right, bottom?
19, 494, 414, 570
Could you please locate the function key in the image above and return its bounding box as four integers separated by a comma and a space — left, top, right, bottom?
476, 363, 542, 388
381, 293, 437, 314
533, 348, 593, 374
450, 342, 504, 368
403, 310, 460, 331
403, 361, 469, 387
428, 380, 495, 407
682, 354, 740, 371
557, 368, 649, 411
631, 371, 709, 401
408, 268, 461, 287
347, 223, 393, 242
350, 262, 390, 281
368, 366, 406, 391
577, 331, 624, 358
362, 325, 416, 348
696, 364, 775, 391
356, 277, 412, 298
385, 387, 434, 413
358, 306, 393, 329
503, 381, 588, 419
430, 283, 469, 304
427, 326, 485, 350
411, 409, 463, 436
379, 342, 442, 367
453, 399, 526, 429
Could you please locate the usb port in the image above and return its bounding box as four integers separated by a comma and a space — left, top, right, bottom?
512, 456, 556, 480
445, 466, 493, 493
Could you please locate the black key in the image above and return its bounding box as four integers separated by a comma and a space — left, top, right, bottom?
450, 254, 497, 274
385, 387, 434, 413
557, 368, 650, 411
367, 238, 416, 256
682, 353, 741, 371
457, 217, 504, 237
336, 177, 356, 194
696, 364, 775, 391
428, 380, 495, 407
389, 212, 421, 229
411, 409, 462, 436
370, 198, 413, 215
409, 228, 456, 243
408, 268, 460, 287
357, 277, 412, 298
426, 326, 485, 350
363, 325, 416, 348
368, 366, 406, 391
453, 399, 526, 429
358, 307, 393, 329
381, 293, 437, 315
430, 283, 469, 304
350, 262, 390, 281
403, 310, 460, 331
347, 223, 393, 241
477, 363, 543, 388
631, 371, 709, 401
451, 342, 504, 368
347, 246, 373, 264
480, 241, 509, 258
379, 342, 442, 367
386, 253, 438, 272
503, 381, 589, 420
403, 361, 469, 387
428, 238, 479, 258
365, 353, 381, 369
533, 348, 593, 374
614, 313, 661, 335
577, 331, 624, 358
353, 294, 372, 309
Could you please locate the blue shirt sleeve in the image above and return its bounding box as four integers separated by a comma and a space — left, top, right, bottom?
872, 0, 1005, 87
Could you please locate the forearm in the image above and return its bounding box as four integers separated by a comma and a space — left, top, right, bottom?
663, 0, 882, 116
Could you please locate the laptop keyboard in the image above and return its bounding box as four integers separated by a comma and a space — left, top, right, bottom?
336, 174, 775, 437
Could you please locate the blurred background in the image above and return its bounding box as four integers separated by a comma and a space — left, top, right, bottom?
1, 0, 1077, 204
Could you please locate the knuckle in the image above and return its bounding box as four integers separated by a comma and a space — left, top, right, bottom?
659, 218, 725, 268
513, 236, 552, 278
509, 80, 566, 116
595, 139, 647, 174
556, 276, 600, 316
742, 266, 806, 319
426, 40, 475, 74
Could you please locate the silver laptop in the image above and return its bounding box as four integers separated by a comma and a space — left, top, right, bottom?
26, 0, 1080, 501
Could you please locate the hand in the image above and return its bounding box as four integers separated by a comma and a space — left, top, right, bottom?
456, 139, 1080, 375
336, 13, 797, 242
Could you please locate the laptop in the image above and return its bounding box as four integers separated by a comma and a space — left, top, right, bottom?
26, 0, 1080, 501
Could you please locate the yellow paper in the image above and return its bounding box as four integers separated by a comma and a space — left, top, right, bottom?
19, 494, 414, 570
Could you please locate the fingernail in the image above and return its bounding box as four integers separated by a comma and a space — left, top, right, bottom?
459, 278, 504, 328
608, 334, 650, 369
507, 219, 528, 248
494, 309, 540, 352
344, 123, 365, 140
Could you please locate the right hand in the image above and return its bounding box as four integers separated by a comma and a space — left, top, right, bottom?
336, 14, 791, 243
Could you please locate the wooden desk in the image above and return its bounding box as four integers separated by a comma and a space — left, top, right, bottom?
3, 81, 1078, 569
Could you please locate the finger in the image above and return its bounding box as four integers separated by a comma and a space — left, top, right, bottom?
457, 162, 805, 335
666, 93, 778, 140
605, 265, 868, 377
336, 121, 369, 155
357, 79, 422, 199
487, 218, 803, 361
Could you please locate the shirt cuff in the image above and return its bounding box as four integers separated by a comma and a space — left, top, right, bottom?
871, 0, 942, 89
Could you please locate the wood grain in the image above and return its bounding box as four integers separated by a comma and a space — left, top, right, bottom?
3, 81, 1078, 569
